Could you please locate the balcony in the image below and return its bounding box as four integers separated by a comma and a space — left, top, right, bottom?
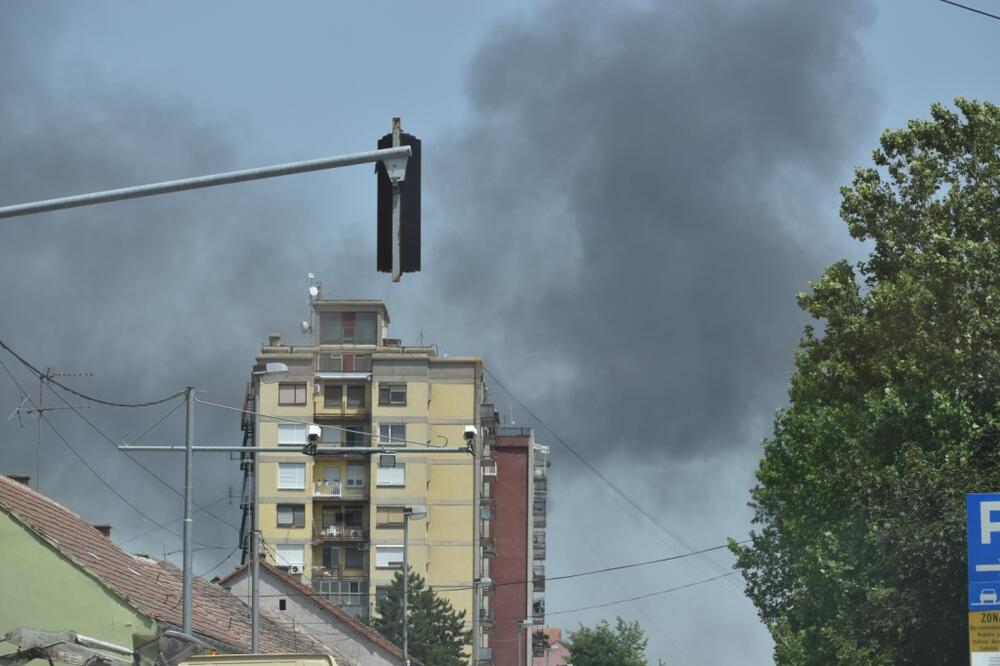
479, 607, 495, 627
313, 480, 343, 498
313, 524, 369, 542
533, 564, 546, 591
482, 463, 497, 478
533, 513, 546, 528
533, 477, 547, 496
479, 403, 498, 424
313, 391, 369, 419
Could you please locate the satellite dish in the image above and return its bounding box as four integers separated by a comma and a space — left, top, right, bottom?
300, 320, 311, 335
308, 285, 320, 299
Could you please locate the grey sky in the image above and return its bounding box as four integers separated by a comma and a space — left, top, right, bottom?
1, 1, 998, 663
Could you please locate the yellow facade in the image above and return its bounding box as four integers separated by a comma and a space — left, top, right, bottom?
254, 300, 482, 630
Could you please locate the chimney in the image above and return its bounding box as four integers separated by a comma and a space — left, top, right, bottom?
268, 332, 282, 347
6, 475, 31, 486
93, 524, 112, 538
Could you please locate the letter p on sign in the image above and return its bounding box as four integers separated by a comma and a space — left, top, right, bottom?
981, 502, 1000, 544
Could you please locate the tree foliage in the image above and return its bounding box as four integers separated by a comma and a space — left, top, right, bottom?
564, 617, 654, 666
733, 99, 1000, 664
370, 567, 471, 666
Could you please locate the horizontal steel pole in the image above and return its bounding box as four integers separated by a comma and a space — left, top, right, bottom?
0, 146, 411, 219
118, 445, 469, 454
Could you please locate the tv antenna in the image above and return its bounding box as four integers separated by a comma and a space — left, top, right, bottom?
20, 369, 93, 492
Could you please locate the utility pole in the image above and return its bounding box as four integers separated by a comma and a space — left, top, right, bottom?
182, 386, 194, 635
23, 369, 92, 492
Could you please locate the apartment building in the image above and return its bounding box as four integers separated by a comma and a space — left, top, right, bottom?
477, 408, 550, 665
244, 299, 482, 630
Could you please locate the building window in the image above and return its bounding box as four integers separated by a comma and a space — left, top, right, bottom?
376, 463, 406, 487
278, 383, 307, 405
275, 544, 304, 569
344, 508, 364, 528
376, 585, 391, 602
276, 504, 305, 528
321, 546, 340, 570
324, 384, 342, 408
379, 423, 406, 446
318, 311, 377, 345
277, 463, 305, 490
346, 385, 366, 408
354, 354, 371, 372
278, 423, 306, 446
345, 547, 365, 570
375, 545, 404, 569
346, 464, 366, 488
278, 598, 287, 611
345, 425, 367, 447
376, 506, 405, 528
378, 383, 407, 406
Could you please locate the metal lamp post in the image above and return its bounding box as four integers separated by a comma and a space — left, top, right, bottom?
401, 506, 427, 666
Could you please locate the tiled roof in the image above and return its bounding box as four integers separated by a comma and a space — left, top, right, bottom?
217, 562, 405, 661
0, 475, 325, 654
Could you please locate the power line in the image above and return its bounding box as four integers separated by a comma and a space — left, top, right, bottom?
248, 539, 744, 599
544, 572, 737, 617
484, 367, 742, 587
0, 356, 232, 551
39, 379, 240, 533
0, 356, 184, 537
117, 493, 233, 547
937, 0, 1000, 21
0, 342, 239, 534
0, 337, 184, 407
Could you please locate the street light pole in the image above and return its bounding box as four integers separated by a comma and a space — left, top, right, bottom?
402, 515, 409, 666
401, 506, 426, 666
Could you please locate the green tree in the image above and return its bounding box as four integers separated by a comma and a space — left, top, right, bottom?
370, 567, 471, 666
564, 617, 654, 666
733, 98, 1000, 664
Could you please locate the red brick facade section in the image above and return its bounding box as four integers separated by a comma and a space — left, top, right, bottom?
492, 433, 530, 665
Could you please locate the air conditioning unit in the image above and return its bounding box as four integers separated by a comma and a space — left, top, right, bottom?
349, 529, 363, 538
288, 565, 303, 574
357, 543, 369, 551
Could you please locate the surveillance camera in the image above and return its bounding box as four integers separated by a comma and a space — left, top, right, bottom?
307, 424, 322, 443
464, 425, 478, 441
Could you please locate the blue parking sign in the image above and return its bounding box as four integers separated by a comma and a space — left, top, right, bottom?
968, 494, 1000, 582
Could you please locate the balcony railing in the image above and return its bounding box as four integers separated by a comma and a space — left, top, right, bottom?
313, 480, 343, 497
313, 524, 369, 541
533, 514, 546, 528
482, 463, 497, 478
478, 647, 493, 662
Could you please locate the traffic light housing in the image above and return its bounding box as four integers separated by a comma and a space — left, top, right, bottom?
376, 128, 421, 275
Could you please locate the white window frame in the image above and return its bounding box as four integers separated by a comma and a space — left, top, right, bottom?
375, 545, 404, 569
277, 463, 306, 490
376, 463, 406, 487
275, 544, 304, 568
278, 423, 307, 446
346, 464, 366, 488
379, 423, 406, 447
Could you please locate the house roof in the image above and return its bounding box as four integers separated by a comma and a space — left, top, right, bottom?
217, 562, 405, 661
0, 475, 324, 654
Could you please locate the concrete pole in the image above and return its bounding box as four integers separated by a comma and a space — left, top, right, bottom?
182, 386, 194, 635
251, 454, 260, 651
403, 516, 409, 665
